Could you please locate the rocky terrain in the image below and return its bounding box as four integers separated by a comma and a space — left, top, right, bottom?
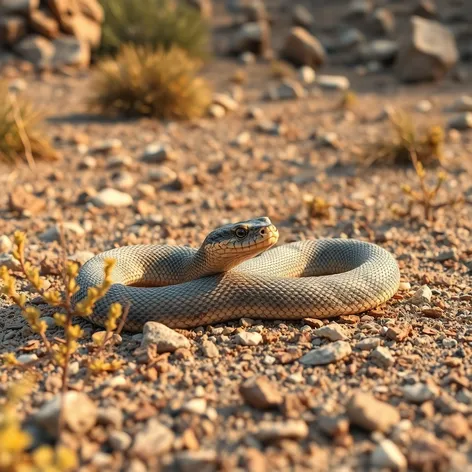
1, 0, 472, 471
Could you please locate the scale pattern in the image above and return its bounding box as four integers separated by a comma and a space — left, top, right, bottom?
73, 239, 401, 332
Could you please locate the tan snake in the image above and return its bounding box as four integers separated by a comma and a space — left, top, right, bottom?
73, 217, 401, 332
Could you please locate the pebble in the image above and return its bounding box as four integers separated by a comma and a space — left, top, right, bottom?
347, 392, 400, 432
399, 281, 411, 291
239, 376, 283, 409
148, 166, 178, 183
112, 171, 135, 191
68, 251, 95, 266
208, 104, 226, 118
109, 431, 132, 451
107, 154, 133, 169
35, 391, 97, 437
175, 450, 218, 472
447, 113, 472, 130
256, 420, 309, 443
141, 144, 176, 163
130, 418, 174, 459
39, 222, 85, 242
371, 439, 407, 471
356, 337, 381, 350
371, 346, 394, 367
442, 338, 458, 349
314, 323, 348, 341
403, 383, 439, 404
91, 188, 133, 207
318, 415, 350, 437
446, 95, 472, 112
79, 156, 97, 169
298, 65, 316, 84
240, 51, 256, 64
433, 249, 457, 262
300, 341, 352, 365
416, 99, 433, 113
234, 331, 263, 346
141, 322, 191, 352
440, 413, 469, 439
97, 407, 123, 429
17, 353, 38, 363
91, 139, 122, 154
409, 285, 432, 305
0, 235, 12, 253
181, 398, 207, 415
201, 340, 219, 358
316, 75, 350, 90
212, 93, 239, 111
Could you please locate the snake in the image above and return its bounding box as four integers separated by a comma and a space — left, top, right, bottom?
72, 217, 401, 332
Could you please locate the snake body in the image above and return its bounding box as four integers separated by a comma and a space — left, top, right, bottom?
73, 218, 400, 332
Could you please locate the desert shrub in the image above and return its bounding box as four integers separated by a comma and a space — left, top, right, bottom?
363, 108, 445, 167
98, 0, 210, 59
88, 45, 212, 120
0, 82, 58, 166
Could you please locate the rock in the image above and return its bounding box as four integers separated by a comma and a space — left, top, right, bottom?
91, 188, 133, 207
298, 65, 316, 84
234, 331, 263, 346
30, 9, 60, 39
106, 155, 132, 169
314, 323, 348, 341
358, 40, 398, 64
281, 27, 326, 68
409, 285, 432, 305
39, 222, 85, 242
347, 392, 400, 432
447, 113, 472, 130
8, 187, 46, 215
68, 250, 95, 266
446, 96, 472, 112
368, 8, 395, 37
371, 439, 407, 471
35, 391, 97, 437
345, 0, 373, 19
142, 322, 190, 352
79, 155, 97, 169
413, 0, 437, 19
48, 0, 78, 27
176, 450, 217, 472
433, 249, 457, 262
403, 383, 439, 404
13, 35, 55, 68
318, 415, 350, 438
316, 75, 350, 90
440, 414, 469, 439
97, 407, 123, 429
1, 0, 39, 14
416, 99, 433, 113
208, 104, 225, 118
141, 144, 176, 163
212, 93, 239, 112
0, 254, 21, 271
0, 16, 27, 46
109, 431, 132, 451
181, 398, 207, 415
92, 138, 122, 154
300, 341, 352, 366
52, 36, 90, 68
356, 337, 381, 350
111, 171, 135, 191
130, 418, 174, 459
201, 340, 219, 358
148, 166, 177, 183
371, 346, 394, 367
239, 51, 255, 64
268, 79, 306, 100
231, 21, 271, 56
336, 28, 365, 51
256, 420, 309, 443
240, 376, 283, 409
407, 430, 451, 471
292, 4, 313, 29
60, 13, 102, 48
395, 16, 459, 83
0, 235, 12, 253
17, 353, 38, 363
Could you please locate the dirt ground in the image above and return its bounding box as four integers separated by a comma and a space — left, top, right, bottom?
1, 0, 472, 471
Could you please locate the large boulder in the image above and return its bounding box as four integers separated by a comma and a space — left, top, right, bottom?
395, 16, 458, 83
281, 27, 326, 68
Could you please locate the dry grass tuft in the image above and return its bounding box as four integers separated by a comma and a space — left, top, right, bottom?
363, 108, 445, 167
88, 45, 212, 120
0, 82, 59, 167
99, 0, 210, 59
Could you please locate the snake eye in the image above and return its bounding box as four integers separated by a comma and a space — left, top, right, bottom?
234, 227, 248, 239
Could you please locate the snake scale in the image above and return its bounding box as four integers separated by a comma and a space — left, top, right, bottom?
73, 217, 401, 332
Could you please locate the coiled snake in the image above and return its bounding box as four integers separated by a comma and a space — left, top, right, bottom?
73, 217, 400, 332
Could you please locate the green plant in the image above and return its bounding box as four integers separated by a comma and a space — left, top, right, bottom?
0, 82, 59, 168
98, 0, 210, 59
363, 109, 445, 167
89, 45, 212, 120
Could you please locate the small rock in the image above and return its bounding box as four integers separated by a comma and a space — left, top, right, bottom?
256, 420, 309, 442
39, 222, 85, 242
109, 431, 132, 451
131, 418, 174, 459
141, 144, 176, 163
440, 413, 469, 439
68, 251, 95, 266
371, 346, 394, 367
148, 166, 177, 183
97, 407, 123, 429
231, 21, 271, 56
0, 235, 12, 253
240, 376, 283, 409
141, 322, 190, 353
91, 139, 122, 154
234, 331, 263, 346
106, 155, 133, 169
0, 254, 21, 271
314, 323, 348, 341
79, 156, 97, 170
201, 340, 219, 358
446, 95, 472, 112
17, 353, 38, 363
13, 34, 55, 68
53, 36, 90, 67
317, 75, 350, 90
369, 7, 396, 37
347, 392, 400, 432
91, 188, 133, 207
269, 79, 306, 100
300, 341, 352, 366
409, 285, 432, 305
240, 51, 256, 64
416, 100, 433, 113
371, 439, 407, 471
403, 383, 439, 404
208, 104, 226, 118
356, 337, 381, 350
212, 93, 239, 112
298, 65, 316, 84
111, 171, 135, 191
35, 391, 97, 437
303, 318, 324, 329
281, 27, 326, 67
8, 187, 46, 215
447, 113, 472, 130
318, 415, 350, 438
175, 450, 218, 472
442, 338, 457, 349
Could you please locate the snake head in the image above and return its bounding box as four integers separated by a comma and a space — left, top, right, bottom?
193, 217, 279, 276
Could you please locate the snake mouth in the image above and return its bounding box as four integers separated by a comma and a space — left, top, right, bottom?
222, 226, 279, 257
